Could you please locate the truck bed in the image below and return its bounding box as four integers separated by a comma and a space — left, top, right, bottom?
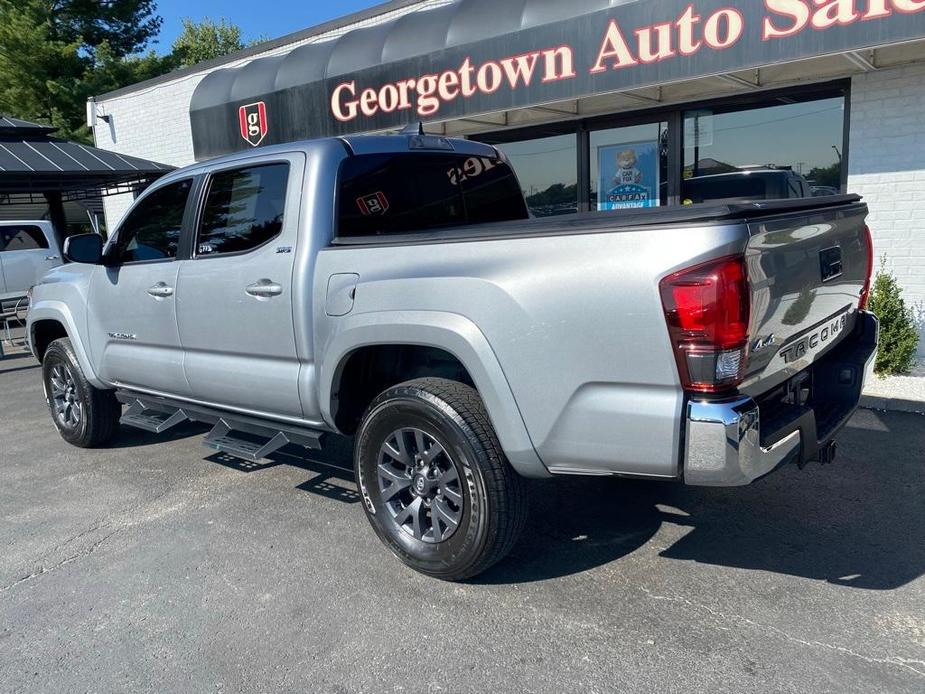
331, 195, 863, 246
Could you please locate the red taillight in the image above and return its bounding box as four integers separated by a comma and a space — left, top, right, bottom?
660, 255, 750, 393
859, 224, 874, 311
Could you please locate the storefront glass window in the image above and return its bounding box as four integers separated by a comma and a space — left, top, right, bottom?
494, 134, 578, 217
591, 122, 668, 211
682, 97, 845, 204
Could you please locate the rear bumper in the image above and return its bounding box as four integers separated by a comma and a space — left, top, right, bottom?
683, 311, 878, 486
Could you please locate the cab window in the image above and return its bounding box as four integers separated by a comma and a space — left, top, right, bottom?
196, 163, 289, 257
115, 179, 192, 263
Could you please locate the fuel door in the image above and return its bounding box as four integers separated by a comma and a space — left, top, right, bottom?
325, 273, 359, 317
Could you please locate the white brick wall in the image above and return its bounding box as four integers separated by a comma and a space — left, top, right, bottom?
93, 0, 451, 227
849, 64, 925, 355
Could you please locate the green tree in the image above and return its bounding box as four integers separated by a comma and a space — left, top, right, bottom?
807, 162, 841, 189
0, 1, 85, 137
86, 42, 176, 100
171, 17, 245, 68
52, 0, 162, 58
0, 0, 165, 141
868, 258, 920, 375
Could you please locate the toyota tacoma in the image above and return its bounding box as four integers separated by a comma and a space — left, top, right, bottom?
27, 131, 877, 580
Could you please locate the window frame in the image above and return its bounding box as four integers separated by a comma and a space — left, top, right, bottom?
191, 160, 292, 261
107, 177, 198, 267
475, 80, 851, 212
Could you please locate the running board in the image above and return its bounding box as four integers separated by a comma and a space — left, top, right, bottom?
121, 400, 190, 434
203, 420, 290, 463
115, 391, 325, 461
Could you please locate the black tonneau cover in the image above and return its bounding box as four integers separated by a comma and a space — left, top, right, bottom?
331, 195, 863, 246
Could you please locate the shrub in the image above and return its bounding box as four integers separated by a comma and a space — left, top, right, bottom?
867, 259, 920, 376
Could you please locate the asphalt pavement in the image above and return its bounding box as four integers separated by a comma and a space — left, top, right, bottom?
1, 353, 924, 693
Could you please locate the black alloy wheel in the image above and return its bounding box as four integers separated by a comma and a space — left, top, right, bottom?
377, 427, 464, 544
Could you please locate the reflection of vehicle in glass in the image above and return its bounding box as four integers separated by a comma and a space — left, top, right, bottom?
28, 133, 878, 582
527, 202, 579, 217
0, 221, 62, 314
811, 185, 840, 197
683, 169, 813, 204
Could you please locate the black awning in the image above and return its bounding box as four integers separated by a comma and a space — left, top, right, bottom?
0, 117, 172, 199
189, 0, 925, 160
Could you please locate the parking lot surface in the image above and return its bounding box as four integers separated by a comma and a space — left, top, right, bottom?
1, 353, 924, 693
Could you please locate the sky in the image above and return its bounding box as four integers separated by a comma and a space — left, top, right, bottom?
150, 0, 383, 53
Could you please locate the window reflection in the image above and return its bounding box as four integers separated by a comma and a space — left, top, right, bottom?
494, 134, 577, 217
683, 97, 844, 204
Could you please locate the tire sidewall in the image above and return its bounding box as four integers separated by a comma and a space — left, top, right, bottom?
355, 389, 492, 578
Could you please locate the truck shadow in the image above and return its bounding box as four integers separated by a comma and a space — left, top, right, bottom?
476, 409, 925, 589
106, 408, 923, 590
104, 421, 213, 449
206, 434, 362, 505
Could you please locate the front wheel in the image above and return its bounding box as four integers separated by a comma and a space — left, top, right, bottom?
354, 378, 528, 581
42, 337, 121, 448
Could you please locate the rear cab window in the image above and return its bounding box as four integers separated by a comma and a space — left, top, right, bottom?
336, 153, 528, 239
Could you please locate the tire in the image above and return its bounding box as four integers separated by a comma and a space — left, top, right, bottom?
42, 337, 121, 448
354, 377, 528, 581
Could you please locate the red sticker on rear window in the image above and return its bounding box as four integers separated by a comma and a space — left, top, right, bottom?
356, 192, 390, 216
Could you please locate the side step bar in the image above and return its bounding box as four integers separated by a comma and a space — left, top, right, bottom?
203, 421, 291, 463
116, 391, 324, 462
121, 400, 190, 434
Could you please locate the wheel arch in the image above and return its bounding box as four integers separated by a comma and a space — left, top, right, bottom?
27, 302, 105, 388
320, 311, 548, 478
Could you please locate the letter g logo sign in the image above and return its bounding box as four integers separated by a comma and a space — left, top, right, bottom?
238, 101, 269, 147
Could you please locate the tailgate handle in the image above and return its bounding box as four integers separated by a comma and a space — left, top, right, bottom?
820, 246, 843, 282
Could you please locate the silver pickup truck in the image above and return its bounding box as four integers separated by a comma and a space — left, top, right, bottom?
27, 132, 878, 580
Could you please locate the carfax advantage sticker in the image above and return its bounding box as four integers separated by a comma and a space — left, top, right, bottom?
597, 139, 661, 210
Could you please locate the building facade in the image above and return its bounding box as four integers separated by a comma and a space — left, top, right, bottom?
91, 0, 925, 352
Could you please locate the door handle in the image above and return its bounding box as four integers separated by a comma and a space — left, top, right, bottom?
146, 282, 175, 299
246, 279, 283, 298
44, 255, 60, 261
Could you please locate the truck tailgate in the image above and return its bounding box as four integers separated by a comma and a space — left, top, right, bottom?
740, 200, 870, 396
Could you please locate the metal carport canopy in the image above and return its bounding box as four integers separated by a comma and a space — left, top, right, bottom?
0, 117, 172, 199
190, 0, 925, 160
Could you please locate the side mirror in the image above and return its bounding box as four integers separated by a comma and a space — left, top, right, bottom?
63, 233, 104, 264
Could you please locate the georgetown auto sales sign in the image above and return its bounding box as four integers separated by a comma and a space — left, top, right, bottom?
191, 0, 925, 159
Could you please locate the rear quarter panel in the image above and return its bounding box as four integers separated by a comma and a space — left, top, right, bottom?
315, 221, 748, 478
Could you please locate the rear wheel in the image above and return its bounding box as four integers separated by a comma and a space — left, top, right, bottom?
42, 338, 121, 447
354, 378, 527, 581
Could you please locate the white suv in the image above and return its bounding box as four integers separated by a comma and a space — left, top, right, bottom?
0, 221, 61, 313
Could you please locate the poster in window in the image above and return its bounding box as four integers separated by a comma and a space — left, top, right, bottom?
598, 141, 660, 210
